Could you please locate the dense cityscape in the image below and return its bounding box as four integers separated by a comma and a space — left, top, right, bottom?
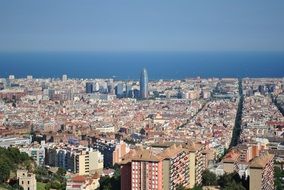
2, 1, 284, 189
0, 69, 284, 190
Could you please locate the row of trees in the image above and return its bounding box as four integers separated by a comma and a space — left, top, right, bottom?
230, 79, 244, 148
202, 170, 248, 190
176, 170, 248, 190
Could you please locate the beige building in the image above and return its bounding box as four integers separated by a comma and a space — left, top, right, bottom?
17, 170, 36, 190
113, 141, 130, 165
160, 144, 189, 190
222, 149, 240, 174
185, 142, 206, 189
74, 149, 104, 175
249, 152, 274, 190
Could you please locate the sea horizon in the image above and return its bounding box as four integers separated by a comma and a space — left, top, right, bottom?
1, 51, 284, 80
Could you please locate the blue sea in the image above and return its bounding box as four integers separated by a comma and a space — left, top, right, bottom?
0, 52, 284, 80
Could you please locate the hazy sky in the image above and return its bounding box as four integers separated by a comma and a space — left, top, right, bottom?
1, 0, 284, 52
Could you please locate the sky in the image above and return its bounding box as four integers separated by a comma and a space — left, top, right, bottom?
0, 0, 284, 52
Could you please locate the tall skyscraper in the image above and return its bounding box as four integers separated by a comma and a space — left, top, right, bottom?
107, 79, 114, 95
86, 82, 93, 93
8, 75, 15, 80
140, 68, 148, 99
27, 75, 33, 80
62, 74, 67, 81
115, 83, 124, 98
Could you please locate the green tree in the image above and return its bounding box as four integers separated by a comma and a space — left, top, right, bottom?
218, 173, 234, 188
0, 161, 11, 183
274, 166, 284, 190
50, 180, 61, 189
99, 176, 112, 190
56, 167, 66, 177
99, 166, 121, 190
202, 170, 217, 186
19, 152, 30, 162
218, 172, 246, 190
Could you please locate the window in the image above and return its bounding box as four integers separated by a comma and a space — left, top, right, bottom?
22, 181, 24, 185
28, 181, 30, 184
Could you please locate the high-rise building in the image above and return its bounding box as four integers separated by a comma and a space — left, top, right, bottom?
249, 152, 274, 190
8, 75, 15, 80
133, 89, 140, 99
94, 82, 100, 92
74, 149, 104, 175
48, 88, 55, 100
107, 79, 114, 95
27, 75, 33, 80
140, 68, 149, 99
185, 142, 207, 188
62, 74, 68, 81
120, 144, 195, 190
120, 147, 163, 190
94, 139, 130, 168
113, 141, 130, 165
115, 83, 125, 98
160, 144, 189, 190
19, 141, 46, 166
86, 82, 93, 93
45, 145, 104, 175
125, 83, 133, 98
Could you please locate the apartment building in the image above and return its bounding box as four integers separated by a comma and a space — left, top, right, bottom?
185, 142, 206, 189
74, 149, 103, 175
45, 144, 103, 175
160, 144, 189, 190
19, 141, 45, 166
222, 149, 240, 174
120, 143, 205, 190
94, 139, 130, 168
249, 152, 274, 190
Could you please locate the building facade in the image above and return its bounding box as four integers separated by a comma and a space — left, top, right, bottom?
17, 170, 37, 190
45, 144, 104, 175
85, 82, 93, 94
94, 139, 129, 168
120, 144, 198, 190
249, 153, 274, 190
140, 68, 149, 99
184, 142, 206, 189
19, 141, 45, 166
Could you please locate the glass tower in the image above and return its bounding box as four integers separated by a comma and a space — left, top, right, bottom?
140, 68, 148, 99
86, 82, 93, 93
